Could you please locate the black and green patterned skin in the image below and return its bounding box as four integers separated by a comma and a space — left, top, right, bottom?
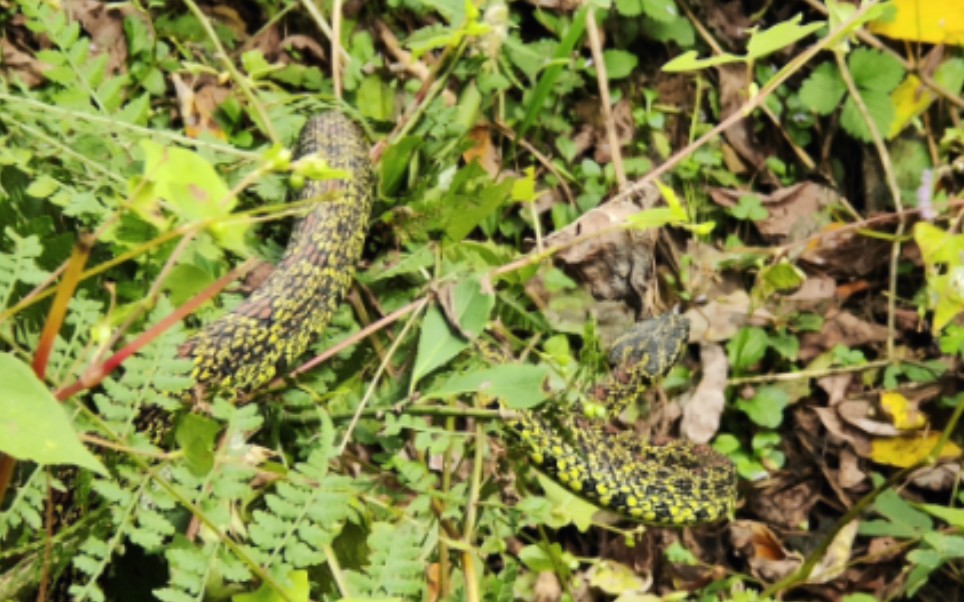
182, 113, 735, 526
511, 314, 738, 526
181, 113, 375, 392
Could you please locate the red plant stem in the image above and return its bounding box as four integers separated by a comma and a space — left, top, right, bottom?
53, 259, 256, 402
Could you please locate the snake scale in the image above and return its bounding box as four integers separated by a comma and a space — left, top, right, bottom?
183, 112, 737, 526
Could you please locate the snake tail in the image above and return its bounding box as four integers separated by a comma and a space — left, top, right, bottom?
182, 113, 375, 392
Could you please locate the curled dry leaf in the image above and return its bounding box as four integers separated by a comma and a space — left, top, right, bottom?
730, 520, 803, 583
548, 186, 661, 308
838, 448, 867, 490
799, 222, 892, 277
680, 342, 727, 443
748, 477, 821, 530
812, 406, 872, 456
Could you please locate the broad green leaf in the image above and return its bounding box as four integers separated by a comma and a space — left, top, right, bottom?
602, 49, 638, 80
918, 504, 964, 529
849, 48, 904, 93
727, 326, 768, 370
175, 413, 221, 477
450, 277, 495, 339
736, 385, 788, 428
0, 353, 107, 475
799, 62, 847, 115
859, 486, 934, 538
760, 260, 806, 293
138, 140, 247, 254
380, 136, 421, 196
412, 304, 468, 388
425, 364, 550, 409
358, 75, 395, 122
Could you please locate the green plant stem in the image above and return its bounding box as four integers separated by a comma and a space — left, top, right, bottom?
833, 50, 905, 361
337, 297, 429, 454
760, 393, 964, 597
0, 93, 259, 159
726, 358, 894, 386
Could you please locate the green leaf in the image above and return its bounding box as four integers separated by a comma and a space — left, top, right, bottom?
662, 50, 740, 73
357, 75, 395, 122
918, 503, 964, 529
840, 89, 895, 143
602, 49, 638, 80
727, 327, 768, 370
729, 194, 768, 221
425, 364, 550, 409
799, 62, 846, 114
175, 413, 221, 477
450, 277, 495, 339
849, 47, 904, 93
736, 385, 788, 428
745, 14, 824, 60
138, 140, 246, 254
0, 353, 107, 475
380, 136, 421, 196
232, 570, 309, 602
412, 304, 469, 388
640, 0, 678, 22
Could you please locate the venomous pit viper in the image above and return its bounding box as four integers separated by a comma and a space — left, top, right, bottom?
181, 112, 738, 526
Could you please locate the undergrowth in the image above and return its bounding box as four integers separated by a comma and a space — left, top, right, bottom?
1, 0, 963, 600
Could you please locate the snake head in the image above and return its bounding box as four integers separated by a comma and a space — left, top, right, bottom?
607, 313, 690, 382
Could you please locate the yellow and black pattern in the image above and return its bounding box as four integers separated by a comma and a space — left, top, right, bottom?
510, 314, 737, 526
181, 113, 375, 392
182, 112, 734, 526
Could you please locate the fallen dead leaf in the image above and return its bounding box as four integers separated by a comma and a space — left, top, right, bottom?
799, 309, 891, 361
748, 478, 820, 530
463, 125, 501, 177
838, 448, 867, 490
870, 433, 963, 468
680, 343, 727, 443
548, 187, 661, 308
730, 520, 803, 583
66, 0, 130, 76
807, 519, 859, 584
709, 182, 840, 239
686, 290, 774, 343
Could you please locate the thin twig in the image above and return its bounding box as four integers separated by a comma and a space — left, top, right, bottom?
332, 0, 344, 99
585, 9, 626, 190
834, 50, 904, 360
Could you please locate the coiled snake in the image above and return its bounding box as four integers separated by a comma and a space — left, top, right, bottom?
183, 112, 737, 526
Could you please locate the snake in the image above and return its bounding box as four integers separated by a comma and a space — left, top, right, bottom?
179, 112, 737, 526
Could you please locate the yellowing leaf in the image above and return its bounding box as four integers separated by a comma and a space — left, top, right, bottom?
888, 75, 933, 138
871, 433, 962, 468
870, 0, 964, 46
880, 391, 927, 430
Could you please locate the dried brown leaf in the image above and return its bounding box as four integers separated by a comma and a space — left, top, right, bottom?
680, 343, 727, 443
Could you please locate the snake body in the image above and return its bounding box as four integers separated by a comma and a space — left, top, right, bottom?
182, 113, 374, 392
184, 112, 736, 525
513, 314, 736, 525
